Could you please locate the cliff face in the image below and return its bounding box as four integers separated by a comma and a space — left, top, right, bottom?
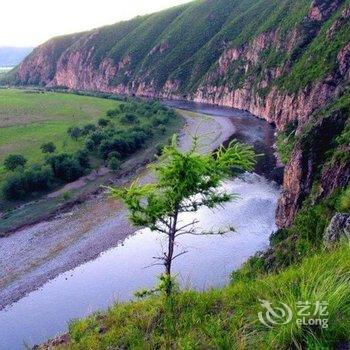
11, 0, 350, 227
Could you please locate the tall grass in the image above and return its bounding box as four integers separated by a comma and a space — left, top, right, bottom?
61, 244, 350, 349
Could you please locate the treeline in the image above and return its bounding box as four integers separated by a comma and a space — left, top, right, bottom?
1, 100, 175, 200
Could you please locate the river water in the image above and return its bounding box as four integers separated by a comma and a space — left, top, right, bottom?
0, 102, 281, 349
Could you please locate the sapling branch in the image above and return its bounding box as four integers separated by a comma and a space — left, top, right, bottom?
108, 135, 256, 296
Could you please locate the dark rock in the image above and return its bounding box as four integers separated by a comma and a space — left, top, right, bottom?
324, 213, 350, 246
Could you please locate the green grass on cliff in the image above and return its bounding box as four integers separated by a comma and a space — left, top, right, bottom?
53, 244, 350, 350
279, 0, 350, 93
15, 0, 349, 95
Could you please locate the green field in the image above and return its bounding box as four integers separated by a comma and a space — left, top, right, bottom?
0, 89, 118, 181
0, 89, 183, 232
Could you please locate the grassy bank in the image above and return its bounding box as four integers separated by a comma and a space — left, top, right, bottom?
47, 243, 350, 350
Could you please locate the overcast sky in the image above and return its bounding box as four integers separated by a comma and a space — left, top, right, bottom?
1, 0, 191, 47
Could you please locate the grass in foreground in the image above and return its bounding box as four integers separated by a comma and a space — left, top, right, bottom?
55, 244, 350, 349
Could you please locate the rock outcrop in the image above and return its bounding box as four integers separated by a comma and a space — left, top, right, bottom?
324, 213, 350, 246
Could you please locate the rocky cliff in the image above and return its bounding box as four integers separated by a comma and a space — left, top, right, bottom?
9, 0, 350, 227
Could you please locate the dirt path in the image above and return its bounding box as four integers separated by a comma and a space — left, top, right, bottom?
0, 110, 235, 309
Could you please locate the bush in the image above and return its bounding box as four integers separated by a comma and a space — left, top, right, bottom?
40, 142, 56, 154
339, 186, 350, 212
98, 118, 110, 127
152, 115, 169, 127
107, 151, 121, 160
2, 165, 53, 200
155, 143, 165, 156
89, 131, 105, 146
81, 124, 97, 136
106, 108, 119, 117
158, 125, 166, 134
23, 165, 53, 192
85, 138, 95, 152
4, 154, 27, 171
46, 153, 85, 182
108, 157, 121, 172
67, 126, 82, 140
98, 134, 144, 159
2, 173, 26, 199
75, 150, 90, 169
120, 113, 138, 124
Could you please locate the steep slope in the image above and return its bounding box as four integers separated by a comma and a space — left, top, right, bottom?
9, 0, 350, 227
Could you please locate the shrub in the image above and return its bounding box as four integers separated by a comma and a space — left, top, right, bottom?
61, 191, 72, 201
67, 126, 82, 140
108, 157, 121, 172
75, 150, 90, 169
4, 154, 27, 171
23, 165, 53, 192
339, 186, 350, 212
106, 108, 119, 117
40, 142, 56, 154
98, 139, 113, 159
158, 125, 166, 134
120, 113, 138, 124
46, 153, 85, 182
155, 143, 165, 156
152, 115, 169, 127
98, 118, 110, 127
2, 165, 53, 200
98, 134, 144, 159
89, 131, 105, 146
2, 173, 26, 199
81, 124, 97, 136
107, 151, 121, 160
85, 138, 95, 152
276, 121, 298, 165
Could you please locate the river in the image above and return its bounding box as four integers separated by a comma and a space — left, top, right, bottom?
0, 102, 282, 349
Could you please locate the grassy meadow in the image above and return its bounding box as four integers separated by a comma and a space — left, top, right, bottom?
0, 89, 118, 183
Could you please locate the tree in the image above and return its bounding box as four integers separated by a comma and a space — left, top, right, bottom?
85, 138, 95, 152
109, 136, 255, 295
67, 126, 82, 140
107, 108, 119, 117
108, 157, 121, 172
108, 151, 121, 160
120, 113, 138, 124
2, 173, 26, 199
46, 153, 85, 182
75, 150, 90, 169
4, 154, 27, 171
98, 118, 109, 127
40, 142, 56, 154
82, 123, 96, 136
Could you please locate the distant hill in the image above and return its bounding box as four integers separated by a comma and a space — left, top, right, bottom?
0, 47, 32, 67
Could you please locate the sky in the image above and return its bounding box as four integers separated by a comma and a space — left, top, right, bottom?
1, 0, 191, 47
